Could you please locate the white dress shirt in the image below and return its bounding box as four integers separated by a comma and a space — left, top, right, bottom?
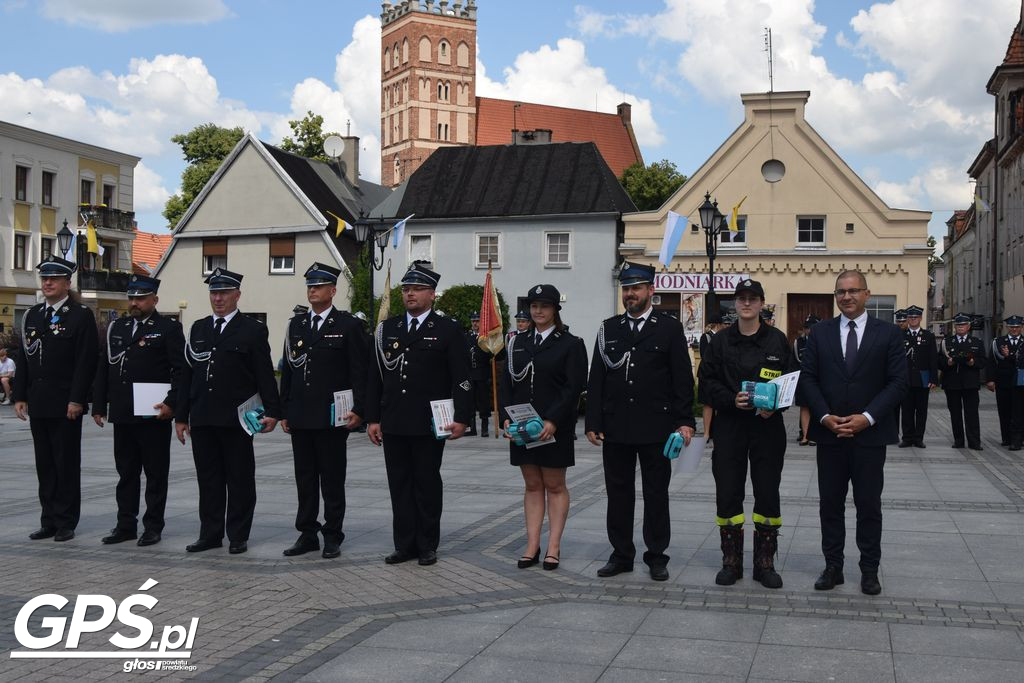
627, 305, 654, 332
406, 310, 430, 329
825, 310, 875, 426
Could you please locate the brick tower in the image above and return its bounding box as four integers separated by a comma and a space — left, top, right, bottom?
380, 0, 477, 187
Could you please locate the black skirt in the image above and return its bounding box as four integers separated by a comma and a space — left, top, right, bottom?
509, 429, 575, 467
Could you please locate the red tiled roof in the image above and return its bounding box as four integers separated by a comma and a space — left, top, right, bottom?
475, 97, 643, 178
132, 230, 172, 275
1003, 20, 1024, 66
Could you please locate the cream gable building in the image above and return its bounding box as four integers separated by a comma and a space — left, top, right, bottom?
621, 91, 932, 344
154, 133, 389, 342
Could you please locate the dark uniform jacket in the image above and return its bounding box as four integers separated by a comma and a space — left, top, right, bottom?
498, 328, 588, 431
466, 330, 494, 381
176, 312, 282, 427
13, 300, 98, 417
989, 334, 1024, 388
939, 335, 987, 390
279, 307, 368, 430
365, 311, 474, 435
701, 323, 795, 416
93, 312, 186, 423
585, 310, 696, 443
904, 328, 939, 387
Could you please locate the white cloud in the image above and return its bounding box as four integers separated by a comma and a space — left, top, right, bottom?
477, 38, 665, 146
40, 0, 230, 32
133, 162, 171, 212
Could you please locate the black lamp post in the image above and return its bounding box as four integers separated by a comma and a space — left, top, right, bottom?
353, 212, 391, 320
694, 191, 727, 318
57, 220, 74, 259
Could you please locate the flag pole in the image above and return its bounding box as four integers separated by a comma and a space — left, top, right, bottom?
491, 355, 499, 438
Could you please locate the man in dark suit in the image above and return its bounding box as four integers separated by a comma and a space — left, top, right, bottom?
586, 261, 696, 582
800, 270, 907, 595
899, 305, 938, 449
365, 263, 474, 566
93, 274, 185, 546
13, 256, 98, 542
988, 315, 1022, 447
174, 268, 281, 555
279, 263, 367, 559
940, 313, 988, 450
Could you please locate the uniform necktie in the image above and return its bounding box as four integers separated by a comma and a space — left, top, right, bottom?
630, 317, 643, 338
409, 318, 419, 334
534, 332, 542, 347
311, 314, 322, 333
44, 306, 54, 322
214, 317, 225, 334
845, 320, 858, 373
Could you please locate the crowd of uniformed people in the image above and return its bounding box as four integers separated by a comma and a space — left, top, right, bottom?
7, 252, 1014, 595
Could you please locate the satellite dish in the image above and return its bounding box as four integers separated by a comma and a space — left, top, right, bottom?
761, 159, 786, 183
323, 135, 345, 159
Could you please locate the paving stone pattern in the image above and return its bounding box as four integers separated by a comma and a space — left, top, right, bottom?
1, 391, 1023, 681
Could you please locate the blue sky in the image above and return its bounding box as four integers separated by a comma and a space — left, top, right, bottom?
2, 0, 1021, 247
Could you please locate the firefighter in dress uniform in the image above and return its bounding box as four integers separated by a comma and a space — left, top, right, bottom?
898, 305, 938, 448
13, 256, 98, 542
466, 311, 493, 437
939, 313, 987, 450
794, 314, 820, 446
585, 261, 696, 582
365, 263, 474, 566
279, 263, 368, 559
174, 268, 282, 554
990, 315, 1024, 449
700, 279, 795, 589
92, 274, 185, 547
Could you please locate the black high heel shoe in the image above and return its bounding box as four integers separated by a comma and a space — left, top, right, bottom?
517, 551, 540, 569
543, 554, 560, 570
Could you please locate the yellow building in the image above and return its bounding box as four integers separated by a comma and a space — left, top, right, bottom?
0, 120, 140, 334
621, 91, 931, 344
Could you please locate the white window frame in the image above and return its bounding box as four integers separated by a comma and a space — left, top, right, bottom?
203, 254, 227, 276
719, 215, 747, 249
14, 164, 31, 203
474, 232, 501, 268
270, 255, 295, 274
80, 176, 95, 206
865, 295, 896, 323
544, 231, 572, 268
408, 233, 433, 264
101, 176, 117, 208
796, 215, 826, 247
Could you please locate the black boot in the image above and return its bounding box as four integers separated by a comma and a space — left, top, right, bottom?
715, 525, 743, 585
466, 419, 477, 436
480, 416, 489, 437
752, 523, 783, 589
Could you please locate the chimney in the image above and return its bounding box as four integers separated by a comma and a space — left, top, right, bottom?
617, 102, 632, 124
339, 136, 360, 187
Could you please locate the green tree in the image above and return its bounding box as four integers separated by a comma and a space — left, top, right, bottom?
927, 234, 942, 272
619, 159, 688, 211
279, 111, 340, 163
162, 123, 245, 228
435, 284, 510, 330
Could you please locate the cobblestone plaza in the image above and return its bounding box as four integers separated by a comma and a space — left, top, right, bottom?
2, 392, 1024, 681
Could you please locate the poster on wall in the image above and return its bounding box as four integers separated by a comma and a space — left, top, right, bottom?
682, 293, 703, 346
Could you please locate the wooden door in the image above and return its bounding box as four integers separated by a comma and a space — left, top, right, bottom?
786, 293, 834, 344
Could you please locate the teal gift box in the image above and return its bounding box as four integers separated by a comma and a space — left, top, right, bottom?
751, 382, 779, 411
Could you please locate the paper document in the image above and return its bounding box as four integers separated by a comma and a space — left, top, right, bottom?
430, 399, 456, 438
237, 393, 263, 436
768, 370, 801, 409
672, 436, 706, 475
504, 403, 555, 448
333, 389, 355, 427
132, 383, 171, 416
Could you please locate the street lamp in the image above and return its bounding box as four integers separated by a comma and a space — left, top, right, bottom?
694, 191, 727, 318
57, 220, 74, 259
353, 211, 393, 320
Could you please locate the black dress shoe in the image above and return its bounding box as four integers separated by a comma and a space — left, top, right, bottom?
322, 541, 341, 559
861, 572, 882, 595
1010, 444, 1022, 451
385, 550, 415, 564
1001, 440, 1010, 447
814, 565, 845, 590
914, 441, 926, 449
518, 551, 540, 569
952, 442, 965, 448
969, 444, 984, 451
597, 561, 633, 577
282, 537, 320, 557
101, 528, 137, 544
542, 555, 560, 571
29, 527, 57, 540
138, 531, 161, 546
898, 440, 913, 448
649, 565, 669, 582
186, 538, 222, 553
418, 550, 438, 566
228, 541, 247, 554
54, 529, 75, 542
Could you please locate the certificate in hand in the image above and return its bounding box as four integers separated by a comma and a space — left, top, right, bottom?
237, 393, 263, 436
430, 399, 456, 438
132, 383, 171, 417
333, 389, 355, 427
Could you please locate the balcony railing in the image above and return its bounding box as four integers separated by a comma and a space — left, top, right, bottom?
78, 269, 131, 293
79, 204, 135, 232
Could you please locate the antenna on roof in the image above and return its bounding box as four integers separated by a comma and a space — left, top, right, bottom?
764, 27, 774, 93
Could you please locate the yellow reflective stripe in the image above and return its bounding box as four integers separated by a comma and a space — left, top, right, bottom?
752, 513, 782, 526
716, 514, 745, 526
